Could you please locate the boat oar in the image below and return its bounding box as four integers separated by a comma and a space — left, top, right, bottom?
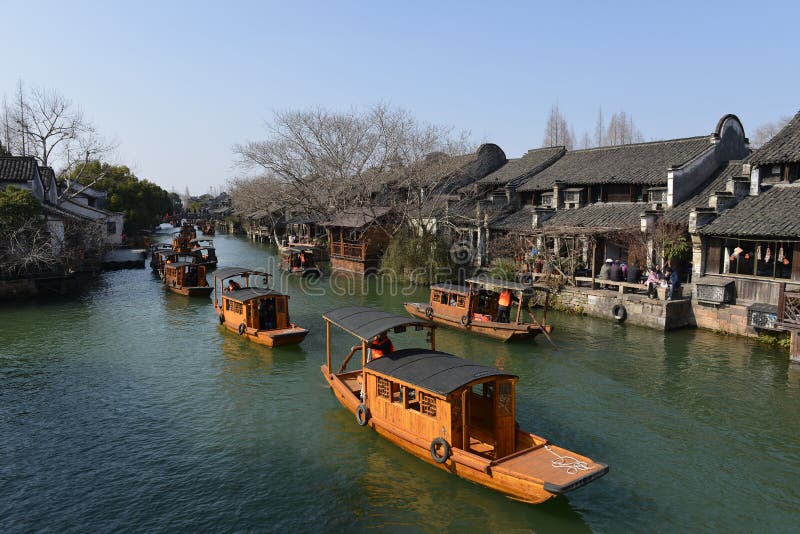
528, 310, 558, 350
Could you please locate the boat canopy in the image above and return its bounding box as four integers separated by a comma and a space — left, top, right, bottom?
224, 287, 284, 303
323, 306, 432, 341
466, 276, 535, 293
365, 348, 517, 396
165, 261, 197, 268
430, 282, 473, 295
215, 267, 271, 280
189, 238, 214, 245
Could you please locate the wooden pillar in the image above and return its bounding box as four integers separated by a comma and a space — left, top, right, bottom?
430, 326, 436, 351
325, 320, 331, 374
514, 290, 523, 324
791, 330, 800, 365
590, 239, 597, 289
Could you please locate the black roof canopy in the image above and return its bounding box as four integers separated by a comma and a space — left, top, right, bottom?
365, 349, 517, 396
215, 267, 271, 280
224, 287, 283, 303
323, 306, 432, 340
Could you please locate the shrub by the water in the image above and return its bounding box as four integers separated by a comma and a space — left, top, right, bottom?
380, 230, 457, 283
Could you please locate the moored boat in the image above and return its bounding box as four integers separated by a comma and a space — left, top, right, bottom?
321, 306, 607, 504
279, 246, 322, 277
404, 277, 552, 343
190, 238, 218, 269
213, 267, 308, 347
162, 261, 213, 297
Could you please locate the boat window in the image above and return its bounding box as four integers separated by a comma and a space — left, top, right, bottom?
498, 382, 512, 415
405, 387, 419, 411
472, 382, 494, 400
456, 296, 466, 308
432, 290, 441, 303
225, 299, 243, 314
377, 377, 390, 399
420, 393, 437, 418
391, 383, 402, 403
440, 292, 449, 305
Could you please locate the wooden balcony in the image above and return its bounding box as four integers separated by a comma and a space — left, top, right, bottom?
778, 283, 800, 330
331, 241, 367, 261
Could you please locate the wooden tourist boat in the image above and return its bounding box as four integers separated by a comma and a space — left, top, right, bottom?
152, 250, 199, 278
279, 246, 322, 277
213, 267, 308, 347
190, 238, 218, 269
162, 261, 213, 297
278, 241, 330, 262
172, 231, 193, 254
404, 277, 553, 343
321, 306, 607, 504
149, 243, 173, 270
200, 221, 216, 236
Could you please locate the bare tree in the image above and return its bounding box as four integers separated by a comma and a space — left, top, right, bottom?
232, 104, 472, 236
751, 115, 791, 148
594, 108, 604, 147
579, 131, 592, 149
541, 102, 573, 149
1, 83, 112, 176
605, 111, 645, 146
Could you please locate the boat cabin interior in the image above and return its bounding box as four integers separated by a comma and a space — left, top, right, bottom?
222, 288, 291, 331
164, 262, 209, 288
283, 247, 317, 271
429, 283, 500, 322
190, 239, 217, 263
214, 267, 289, 330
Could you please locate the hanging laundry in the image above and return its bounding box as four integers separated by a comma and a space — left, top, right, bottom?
765, 246, 771, 263
756, 244, 762, 261
778, 246, 784, 262
733, 246, 743, 258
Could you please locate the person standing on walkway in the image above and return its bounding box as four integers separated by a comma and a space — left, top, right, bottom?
599, 259, 612, 288
609, 260, 623, 282
666, 267, 681, 300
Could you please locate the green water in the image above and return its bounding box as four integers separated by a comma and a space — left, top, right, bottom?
1, 233, 799, 533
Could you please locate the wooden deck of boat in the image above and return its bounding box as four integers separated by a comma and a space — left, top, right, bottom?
491, 444, 604, 488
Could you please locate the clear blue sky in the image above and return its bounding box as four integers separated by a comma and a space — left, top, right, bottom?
3, 0, 798, 194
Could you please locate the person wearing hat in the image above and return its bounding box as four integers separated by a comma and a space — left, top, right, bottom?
598, 258, 612, 288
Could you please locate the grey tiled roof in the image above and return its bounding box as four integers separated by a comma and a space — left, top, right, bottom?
517, 136, 713, 192
749, 110, 800, 166
698, 183, 800, 238
541, 202, 647, 232
665, 160, 745, 223
0, 156, 38, 183
489, 205, 537, 232
472, 146, 565, 188
324, 206, 393, 228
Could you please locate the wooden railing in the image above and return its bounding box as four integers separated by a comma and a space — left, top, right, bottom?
331, 241, 367, 260
778, 282, 800, 328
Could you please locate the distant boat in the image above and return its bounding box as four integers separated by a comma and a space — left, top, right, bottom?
404, 277, 553, 343
213, 267, 308, 347
163, 262, 213, 297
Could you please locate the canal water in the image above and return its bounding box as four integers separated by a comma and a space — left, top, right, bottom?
1, 233, 799, 533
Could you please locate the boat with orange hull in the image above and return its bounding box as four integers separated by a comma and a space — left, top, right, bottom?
321, 306, 607, 503
404, 277, 553, 344
213, 267, 308, 347
163, 262, 213, 297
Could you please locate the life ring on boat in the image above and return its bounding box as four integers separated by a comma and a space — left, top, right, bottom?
611, 304, 627, 323
238, 323, 246, 335
424, 306, 433, 319
355, 403, 370, 426
430, 437, 451, 464
460, 314, 470, 327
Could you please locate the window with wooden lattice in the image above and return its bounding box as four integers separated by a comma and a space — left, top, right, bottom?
420, 393, 437, 417
226, 300, 243, 313
377, 377, 390, 399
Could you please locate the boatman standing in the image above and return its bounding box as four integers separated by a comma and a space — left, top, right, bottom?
497, 289, 514, 323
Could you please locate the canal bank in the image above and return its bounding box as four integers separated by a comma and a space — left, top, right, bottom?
1, 234, 799, 533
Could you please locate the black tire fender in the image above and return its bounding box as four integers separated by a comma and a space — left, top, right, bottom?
218, 314, 224, 325
460, 314, 470, 327
238, 323, 246, 335
424, 306, 433, 319
355, 403, 370, 426
612, 304, 627, 323
430, 437, 451, 464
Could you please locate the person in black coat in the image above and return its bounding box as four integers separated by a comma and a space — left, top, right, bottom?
609, 260, 623, 282
626, 262, 642, 283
